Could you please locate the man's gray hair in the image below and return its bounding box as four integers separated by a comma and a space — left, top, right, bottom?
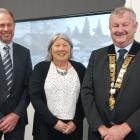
0, 8, 15, 23
109, 7, 137, 24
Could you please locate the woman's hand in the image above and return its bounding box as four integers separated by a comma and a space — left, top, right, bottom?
54, 120, 67, 133
64, 121, 76, 135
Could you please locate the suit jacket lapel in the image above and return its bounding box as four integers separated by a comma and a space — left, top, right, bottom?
103, 46, 113, 118
103, 58, 111, 118
0, 55, 9, 103
116, 41, 140, 104
11, 43, 19, 92
103, 55, 110, 100
105, 44, 116, 98
0, 55, 6, 84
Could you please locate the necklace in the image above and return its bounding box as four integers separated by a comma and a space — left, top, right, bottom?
56, 68, 67, 76
55, 62, 68, 76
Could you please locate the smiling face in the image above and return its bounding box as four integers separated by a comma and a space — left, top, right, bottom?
0, 12, 15, 44
51, 38, 71, 63
109, 11, 138, 48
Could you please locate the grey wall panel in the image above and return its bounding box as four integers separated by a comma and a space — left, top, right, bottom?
0, 0, 125, 20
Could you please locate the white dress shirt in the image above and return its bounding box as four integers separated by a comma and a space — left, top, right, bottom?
0, 41, 13, 64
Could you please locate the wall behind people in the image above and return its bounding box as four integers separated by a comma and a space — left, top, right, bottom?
0, 0, 125, 20
125, 0, 140, 42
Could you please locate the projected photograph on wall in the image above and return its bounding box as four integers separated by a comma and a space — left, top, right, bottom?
14, 13, 112, 66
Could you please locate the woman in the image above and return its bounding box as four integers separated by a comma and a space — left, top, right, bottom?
29, 33, 86, 140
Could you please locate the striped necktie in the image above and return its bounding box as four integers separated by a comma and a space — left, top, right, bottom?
3, 46, 13, 91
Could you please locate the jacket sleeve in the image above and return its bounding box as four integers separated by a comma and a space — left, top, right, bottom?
126, 106, 140, 138
73, 91, 85, 126
14, 50, 32, 117
81, 52, 104, 132
71, 62, 85, 126
29, 63, 58, 127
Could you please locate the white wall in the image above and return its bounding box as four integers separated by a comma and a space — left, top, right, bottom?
125, 0, 140, 42
25, 104, 34, 140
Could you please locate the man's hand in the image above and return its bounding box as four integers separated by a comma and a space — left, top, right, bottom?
104, 123, 131, 140
98, 125, 109, 139
0, 113, 20, 133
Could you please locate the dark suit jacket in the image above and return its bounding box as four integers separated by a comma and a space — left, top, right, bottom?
81, 41, 140, 140
29, 60, 86, 140
0, 42, 32, 127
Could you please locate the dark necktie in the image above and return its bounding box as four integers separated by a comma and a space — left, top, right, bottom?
117, 49, 127, 73
3, 46, 13, 91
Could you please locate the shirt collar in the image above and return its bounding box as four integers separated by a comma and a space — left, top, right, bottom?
114, 42, 133, 53
0, 41, 13, 51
